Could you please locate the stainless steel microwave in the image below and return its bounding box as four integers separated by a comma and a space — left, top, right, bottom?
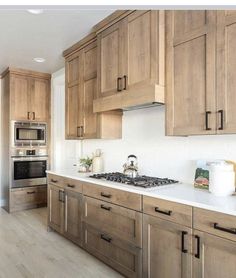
12, 121, 47, 146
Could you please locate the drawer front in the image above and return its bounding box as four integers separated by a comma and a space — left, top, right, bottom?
47, 174, 64, 187
83, 182, 142, 211
11, 186, 47, 212
83, 196, 142, 247
194, 207, 236, 242
63, 178, 83, 193
83, 223, 142, 278
143, 196, 192, 227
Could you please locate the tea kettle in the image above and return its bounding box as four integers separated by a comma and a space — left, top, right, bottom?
123, 155, 138, 178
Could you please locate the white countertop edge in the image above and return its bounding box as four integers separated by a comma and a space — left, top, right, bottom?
46, 170, 236, 217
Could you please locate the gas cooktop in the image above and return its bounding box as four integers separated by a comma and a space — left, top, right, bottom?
89, 172, 179, 188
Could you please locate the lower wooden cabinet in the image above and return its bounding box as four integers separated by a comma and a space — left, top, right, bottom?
143, 214, 192, 278
193, 230, 236, 278
48, 183, 64, 234
83, 223, 142, 278
64, 190, 82, 246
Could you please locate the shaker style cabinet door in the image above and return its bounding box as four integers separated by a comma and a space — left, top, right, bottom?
97, 20, 125, 97
166, 11, 217, 136
65, 51, 84, 139
10, 75, 31, 121
216, 11, 236, 134
143, 214, 192, 278
193, 230, 236, 278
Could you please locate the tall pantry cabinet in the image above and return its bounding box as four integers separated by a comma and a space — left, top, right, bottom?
166, 11, 236, 136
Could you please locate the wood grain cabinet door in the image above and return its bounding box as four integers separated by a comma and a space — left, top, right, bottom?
30, 77, 50, 122
143, 214, 192, 278
65, 51, 84, 139
82, 40, 98, 138
166, 11, 217, 135
216, 11, 236, 134
64, 190, 82, 246
123, 10, 164, 92
193, 230, 236, 278
10, 74, 30, 120
48, 184, 64, 234
97, 20, 125, 97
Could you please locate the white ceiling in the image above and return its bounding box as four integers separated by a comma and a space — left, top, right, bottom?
0, 9, 114, 74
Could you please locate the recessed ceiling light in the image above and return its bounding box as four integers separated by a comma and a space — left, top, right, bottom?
33, 57, 46, 63
27, 9, 44, 15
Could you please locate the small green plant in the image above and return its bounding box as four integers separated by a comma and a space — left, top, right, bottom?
80, 156, 93, 170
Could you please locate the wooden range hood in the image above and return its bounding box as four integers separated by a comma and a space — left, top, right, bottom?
93, 84, 165, 112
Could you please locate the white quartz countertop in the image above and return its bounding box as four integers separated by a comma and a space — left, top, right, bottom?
46, 169, 236, 217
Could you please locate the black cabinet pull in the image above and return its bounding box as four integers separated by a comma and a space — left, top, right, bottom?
123, 75, 127, 90
101, 192, 112, 198
181, 231, 188, 253
67, 184, 75, 188
33, 112, 35, 120
218, 110, 224, 130
77, 126, 81, 137
117, 77, 122, 92
27, 112, 31, 120
100, 204, 111, 211
51, 179, 58, 183
195, 235, 200, 259
100, 234, 112, 243
59, 190, 65, 203
205, 111, 212, 130
154, 207, 172, 216
27, 191, 36, 194
214, 222, 236, 235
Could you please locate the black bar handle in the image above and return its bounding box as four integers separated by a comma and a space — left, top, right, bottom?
27, 112, 31, 120
214, 222, 236, 235
101, 192, 112, 198
59, 190, 65, 203
195, 235, 200, 259
100, 204, 111, 211
205, 111, 212, 130
81, 126, 84, 137
100, 234, 112, 243
154, 207, 172, 216
218, 110, 224, 130
27, 191, 36, 194
181, 231, 188, 253
51, 179, 58, 183
123, 75, 127, 90
67, 184, 75, 188
33, 112, 36, 120
117, 77, 122, 92
77, 126, 81, 137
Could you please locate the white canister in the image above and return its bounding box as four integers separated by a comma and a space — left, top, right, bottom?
92, 149, 104, 173
209, 161, 235, 196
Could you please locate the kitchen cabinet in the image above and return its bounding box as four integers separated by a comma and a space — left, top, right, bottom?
64, 190, 82, 246
143, 214, 192, 278
8, 68, 51, 122
166, 10, 236, 136
64, 35, 122, 140
48, 183, 64, 234
94, 10, 165, 112
193, 230, 236, 278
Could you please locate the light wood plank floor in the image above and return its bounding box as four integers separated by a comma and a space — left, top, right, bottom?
0, 207, 123, 278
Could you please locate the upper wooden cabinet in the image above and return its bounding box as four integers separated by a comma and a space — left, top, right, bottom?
64, 35, 122, 140
3, 68, 51, 122
93, 10, 165, 112
166, 11, 236, 136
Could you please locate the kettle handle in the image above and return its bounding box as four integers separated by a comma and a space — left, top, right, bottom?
128, 155, 137, 159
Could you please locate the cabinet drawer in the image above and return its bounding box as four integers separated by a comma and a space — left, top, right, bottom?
63, 178, 82, 193
83, 182, 142, 211
194, 208, 236, 242
143, 196, 192, 227
47, 174, 64, 187
83, 223, 142, 278
83, 196, 142, 247
11, 186, 47, 212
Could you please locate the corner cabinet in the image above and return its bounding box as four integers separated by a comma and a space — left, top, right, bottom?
166, 10, 236, 136
64, 35, 122, 140
8, 68, 51, 122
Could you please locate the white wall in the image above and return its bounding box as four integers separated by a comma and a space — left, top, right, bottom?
52, 69, 236, 184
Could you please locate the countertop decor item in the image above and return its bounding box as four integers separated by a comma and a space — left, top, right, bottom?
194, 160, 209, 190
123, 155, 138, 178
92, 149, 104, 173
79, 156, 93, 173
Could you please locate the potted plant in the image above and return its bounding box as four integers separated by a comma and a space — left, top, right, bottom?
79, 156, 93, 172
